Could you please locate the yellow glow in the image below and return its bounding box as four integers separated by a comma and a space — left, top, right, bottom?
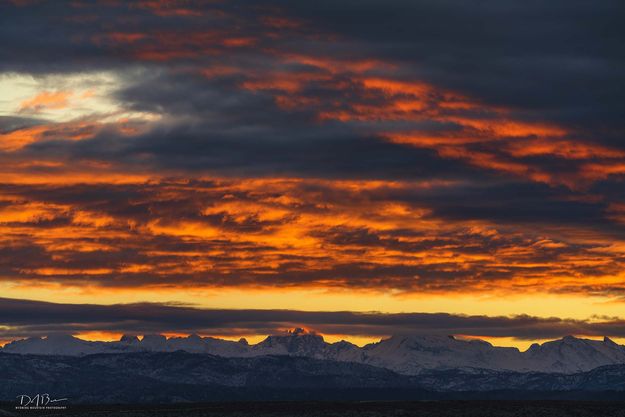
2, 283, 624, 320
0, 72, 160, 123
2, 281, 625, 349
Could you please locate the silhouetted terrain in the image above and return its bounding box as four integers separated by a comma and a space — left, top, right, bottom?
2, 352, 625, 404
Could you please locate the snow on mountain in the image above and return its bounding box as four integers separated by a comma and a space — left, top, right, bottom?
251, 328, 326, 356
524, 335, 625, 373
360, 335, 524, 374
2, 333, 252, 357
1, 334, 112, 356
250, 328, 362, 362
3, 331, 625, 375
359, 334, 625, 374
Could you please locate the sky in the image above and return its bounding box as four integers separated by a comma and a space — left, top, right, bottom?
1, 0, 625, 350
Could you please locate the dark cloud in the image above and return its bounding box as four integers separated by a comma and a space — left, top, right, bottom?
1, 0, 623, 191
2, 297, 625, 341
0, 116, 47, 132
4, 0, 621, 130
7, 69, 479, 181
265, 0, 625, 133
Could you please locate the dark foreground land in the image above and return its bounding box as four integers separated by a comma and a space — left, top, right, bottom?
2, 401, 625, 417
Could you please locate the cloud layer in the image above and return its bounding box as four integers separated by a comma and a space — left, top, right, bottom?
2, 297, 625, 341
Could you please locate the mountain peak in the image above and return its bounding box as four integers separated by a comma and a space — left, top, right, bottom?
562, 335, 581, 342
288, 327, 312, 336
253, 328, 327, 356
120, 334, 140, 344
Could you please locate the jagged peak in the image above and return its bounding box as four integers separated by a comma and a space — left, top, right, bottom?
332, 339, 357, 347
120, 334, 139, 344
288, 327, 313, 336
267, 328, 325, 341
254, 329, 326, 351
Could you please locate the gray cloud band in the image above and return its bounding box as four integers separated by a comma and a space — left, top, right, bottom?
1, 297, 624, 341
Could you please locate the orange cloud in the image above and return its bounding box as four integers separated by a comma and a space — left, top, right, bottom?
18, 91, 72, 113
0, 125, 50, 151
0, 177, 622, 300
0, 121, 100, 152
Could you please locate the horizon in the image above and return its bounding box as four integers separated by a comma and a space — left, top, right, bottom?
2, 329, 624, 353
2, 304, 625, 351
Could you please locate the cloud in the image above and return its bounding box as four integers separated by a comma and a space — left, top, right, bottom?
1, 297, 625, 341
18, 91, 71, 113
0, 179, 623, 296
0, 0, 625, 300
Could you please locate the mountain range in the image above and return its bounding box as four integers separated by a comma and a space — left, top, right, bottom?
3, 329, 625, 375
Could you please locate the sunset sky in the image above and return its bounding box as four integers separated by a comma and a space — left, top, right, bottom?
1, 0, 625, 350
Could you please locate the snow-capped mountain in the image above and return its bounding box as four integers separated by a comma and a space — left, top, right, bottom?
1, 333, 250, 357
0, 334, 127, 356
359, 334, 625, 374
360, 335, 524, 374
523, 335, 625, 373
250, 328, 362, 361
3, 330, 625, 375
